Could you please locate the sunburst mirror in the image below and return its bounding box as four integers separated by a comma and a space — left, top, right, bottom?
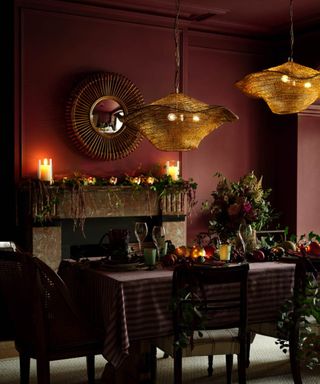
66, 72, 144, 160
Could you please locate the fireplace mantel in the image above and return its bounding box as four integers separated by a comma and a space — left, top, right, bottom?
19, 186, 187, 270
28, 185, 187, 219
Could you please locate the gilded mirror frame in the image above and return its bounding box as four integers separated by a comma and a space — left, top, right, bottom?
66, 72, 144, 160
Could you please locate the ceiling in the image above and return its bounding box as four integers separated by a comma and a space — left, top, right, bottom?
69, 0, 320, 37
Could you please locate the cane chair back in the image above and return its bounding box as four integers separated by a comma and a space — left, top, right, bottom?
0, 250, 103, 384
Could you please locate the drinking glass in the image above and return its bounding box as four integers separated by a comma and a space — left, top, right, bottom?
134, 222, 148, 256
238, 222, 253, 257
152, 225, 166, 261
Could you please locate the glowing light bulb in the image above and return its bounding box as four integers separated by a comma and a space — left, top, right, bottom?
179, 114, 184, 121
193, 115, 200, 122
281, 75, 289, 83
304, 82, 312, 88
167, 113, 177, 121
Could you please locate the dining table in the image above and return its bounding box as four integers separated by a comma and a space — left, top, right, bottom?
58, 259, 296, 384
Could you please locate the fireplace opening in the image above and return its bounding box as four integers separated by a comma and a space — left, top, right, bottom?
62, 216, 162, 259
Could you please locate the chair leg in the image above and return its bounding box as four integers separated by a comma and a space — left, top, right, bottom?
86, 355, 95, 384
289, 353, 302, 384
150, 345, 157, 384
237, 352, 247, 384
19, 353, 30, 384
289, 332, 303, 384
208, 355, 213, 376
246, 332, 253, 368
226, 354, 233, 384
173, 348, 182, 384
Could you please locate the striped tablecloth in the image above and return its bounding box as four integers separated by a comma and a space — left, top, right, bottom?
58, 260, 296, 369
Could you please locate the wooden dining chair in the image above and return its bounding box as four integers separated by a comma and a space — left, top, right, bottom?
0, 250, 104, 384
155, 262, 249, 384
249, 255, 320, 384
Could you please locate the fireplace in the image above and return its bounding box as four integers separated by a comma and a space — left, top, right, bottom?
19, 186, 187, 271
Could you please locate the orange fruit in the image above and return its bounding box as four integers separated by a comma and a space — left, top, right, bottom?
175, 246, 190, 257
190, 245, 206, 258
308, 241, 320, 256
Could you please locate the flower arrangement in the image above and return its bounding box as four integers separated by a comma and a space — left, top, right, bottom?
205, 171, 275, 242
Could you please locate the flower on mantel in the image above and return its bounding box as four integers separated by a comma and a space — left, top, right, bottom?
205, 171, 276, 242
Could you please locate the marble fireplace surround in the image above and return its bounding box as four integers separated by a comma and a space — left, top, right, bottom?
30, 186, 187, 271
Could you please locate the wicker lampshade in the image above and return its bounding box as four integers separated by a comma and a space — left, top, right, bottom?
235, 60, 320, 114
124, 92, 238, 151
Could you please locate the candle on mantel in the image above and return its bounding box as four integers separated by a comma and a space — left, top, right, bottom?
38, 158, 53, 183
166, 160, 180, 181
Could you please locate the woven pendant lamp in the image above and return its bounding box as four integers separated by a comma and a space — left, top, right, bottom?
235, 0, 320, 115
125, 92, 238, 151
124, 0, 238, 151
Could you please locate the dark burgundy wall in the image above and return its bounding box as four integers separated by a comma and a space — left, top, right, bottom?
183, 34, 272, 241
13, 0, 320, 244
297, 112, 320, 236
21, 7, 178, 178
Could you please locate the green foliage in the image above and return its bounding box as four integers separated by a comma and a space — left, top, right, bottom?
288, 230, 320, 244
34, 195, 59, 226
277, 272, 320, 369
21, 178, 59, 226
169, 288, 206, 350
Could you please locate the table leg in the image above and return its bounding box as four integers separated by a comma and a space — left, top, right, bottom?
101, 341, 157, 384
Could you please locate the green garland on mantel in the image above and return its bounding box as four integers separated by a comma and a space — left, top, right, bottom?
20, 172, 197, 234
57, 172, 197, 197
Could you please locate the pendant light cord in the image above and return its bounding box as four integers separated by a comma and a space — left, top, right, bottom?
289, 0, 294, 62
174, 0, 181, 94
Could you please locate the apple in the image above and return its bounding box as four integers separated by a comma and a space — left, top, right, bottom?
307, 241, 320, 256
204, 245, 216, 258
252, 249, 265, 262
162, 253, 177, 267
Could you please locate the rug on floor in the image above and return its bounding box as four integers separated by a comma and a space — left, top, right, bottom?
1, 335, 319, 383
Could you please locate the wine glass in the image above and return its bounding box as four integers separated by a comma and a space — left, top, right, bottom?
134, 222, 148, 256
152, 225, 166, 261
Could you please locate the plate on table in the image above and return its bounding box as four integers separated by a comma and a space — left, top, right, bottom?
278, 255, 300, 263
99, 262, 143, 271
91, 257, 145, 271
193, 260, 227, 268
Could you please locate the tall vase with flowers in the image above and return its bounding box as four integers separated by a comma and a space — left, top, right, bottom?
204, 171, 276, 256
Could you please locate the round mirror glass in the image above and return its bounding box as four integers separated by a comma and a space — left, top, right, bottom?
66, 72, 144, 160
90, 97, 125, 134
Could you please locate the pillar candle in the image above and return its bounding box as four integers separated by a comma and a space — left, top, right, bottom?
166, 160, 180, 181
38, 158, 53, 182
